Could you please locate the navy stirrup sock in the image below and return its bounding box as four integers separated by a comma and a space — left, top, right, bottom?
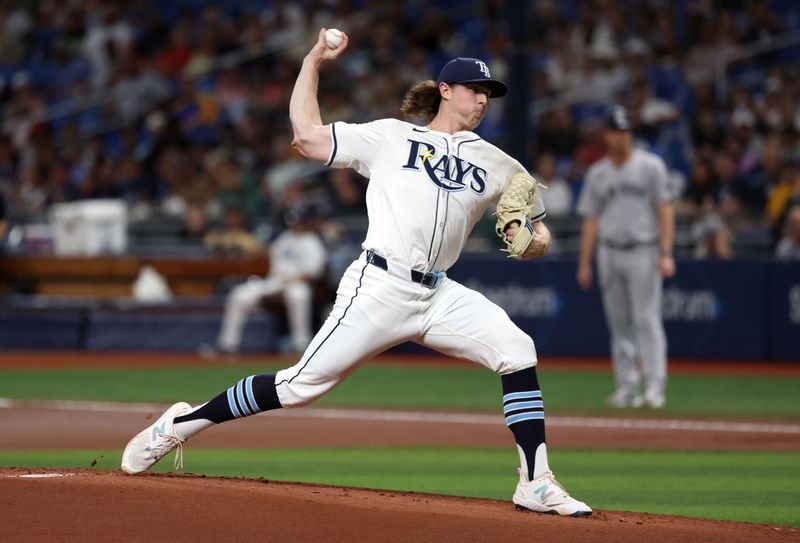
501, 366, 547, 481
175, 373, 282, 425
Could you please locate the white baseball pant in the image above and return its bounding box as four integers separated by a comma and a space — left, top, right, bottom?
219, 276, 314, 353
275, 251, 537, 408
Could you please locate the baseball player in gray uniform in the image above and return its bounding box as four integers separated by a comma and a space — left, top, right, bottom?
577, 105, 676, 409
122, 28, 591, 517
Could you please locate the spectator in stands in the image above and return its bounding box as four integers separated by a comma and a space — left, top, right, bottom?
205, 147, 263, 221
630, 78, 679, 137
678, 158, 722, 214
691, 105, 724, 152
649, 8, 681, 60
155, 19, 193, 76
0, 5, 30, 66
582, 44, 629, 103
184, 30, 218, 78
571, 118, 607, 181
767, 165, 800, 235
178, 202, 211, 247
170, 78, 220, 145
713, 152, 745, 216
16, 161, 48, 216
78, 155, 124, 200
535, 152, 573, 216
199, 4, 239, 55
203, 206, 263, 257
676, 157, 732, 259
684, 15, 740, 86
202, 202, 328, 356
0, 136, 17, 188
81, 3, 134, 89
725, 88, 765, 178
775, 205, 800, 260
742, 0, 787, 42
262, 130, 319, 212
112, 51, 172, 123
756, 74, 787, 132
0, 190, 7, 247
745, 133, 784, 208
3, 71, 46, 150
534, 107, 579, 159
691, 212, 733, 260
134, 111, 184, 201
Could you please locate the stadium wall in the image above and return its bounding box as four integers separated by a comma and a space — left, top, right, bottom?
0, 259, 797, 360
449, 257, 800, 361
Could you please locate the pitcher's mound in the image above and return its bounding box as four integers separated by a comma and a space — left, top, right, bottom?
0, 468, 795, 543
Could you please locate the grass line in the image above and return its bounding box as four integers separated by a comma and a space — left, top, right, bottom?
1, 363, 799, 419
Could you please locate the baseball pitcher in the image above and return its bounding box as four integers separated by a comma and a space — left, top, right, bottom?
122, 28, 591, 517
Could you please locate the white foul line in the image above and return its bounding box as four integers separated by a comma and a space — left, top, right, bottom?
272, 407, 800, 435
12, 473, 78, 478
1, 398, 799, 435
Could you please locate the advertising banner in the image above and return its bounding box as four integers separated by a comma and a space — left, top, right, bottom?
770, 263, 800, 360
449, 256, 772, 359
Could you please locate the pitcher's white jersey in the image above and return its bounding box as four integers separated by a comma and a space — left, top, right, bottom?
327, 118, 546, 272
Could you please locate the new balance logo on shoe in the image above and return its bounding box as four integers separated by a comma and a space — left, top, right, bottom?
533, 483, 554, 501
152, 422, 166, 441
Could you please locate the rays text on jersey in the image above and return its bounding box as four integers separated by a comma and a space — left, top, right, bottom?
402, 139, 487, 194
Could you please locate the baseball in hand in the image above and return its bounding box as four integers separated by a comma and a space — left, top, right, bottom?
325, 28, 343, 49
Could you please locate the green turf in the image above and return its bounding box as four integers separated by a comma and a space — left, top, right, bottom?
1, 362, 799, 419
2, 448, 797, 527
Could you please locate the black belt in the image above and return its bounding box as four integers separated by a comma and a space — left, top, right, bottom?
366, 250, 444, 288
600, 240, 657, 251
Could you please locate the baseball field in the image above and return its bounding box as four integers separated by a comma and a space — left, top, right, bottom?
1, 352, 798, 542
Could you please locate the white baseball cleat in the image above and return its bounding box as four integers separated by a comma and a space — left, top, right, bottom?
121, 402, 193, 475
643, 389, 666, 409
606, 389, 644, 408
513, 470, 592, 517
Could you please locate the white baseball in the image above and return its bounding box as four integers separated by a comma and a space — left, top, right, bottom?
325, 28, 343, 49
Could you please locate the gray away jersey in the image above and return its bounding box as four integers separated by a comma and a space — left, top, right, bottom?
576, 148, 671, 245
327, 118, 545, 272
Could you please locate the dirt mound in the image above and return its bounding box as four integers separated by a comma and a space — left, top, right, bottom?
1, 468, 796, 543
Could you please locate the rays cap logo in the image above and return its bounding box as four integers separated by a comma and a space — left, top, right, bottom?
436, 57, 508, 98
605, 104, 633, 131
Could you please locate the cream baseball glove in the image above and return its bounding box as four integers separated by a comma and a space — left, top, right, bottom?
495, 172, 544, 260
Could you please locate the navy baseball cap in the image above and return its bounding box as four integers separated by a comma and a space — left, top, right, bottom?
436, 57, 508, 98
605, 104, 633, 130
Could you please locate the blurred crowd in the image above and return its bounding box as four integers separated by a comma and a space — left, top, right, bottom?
0, 0, 799, 259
